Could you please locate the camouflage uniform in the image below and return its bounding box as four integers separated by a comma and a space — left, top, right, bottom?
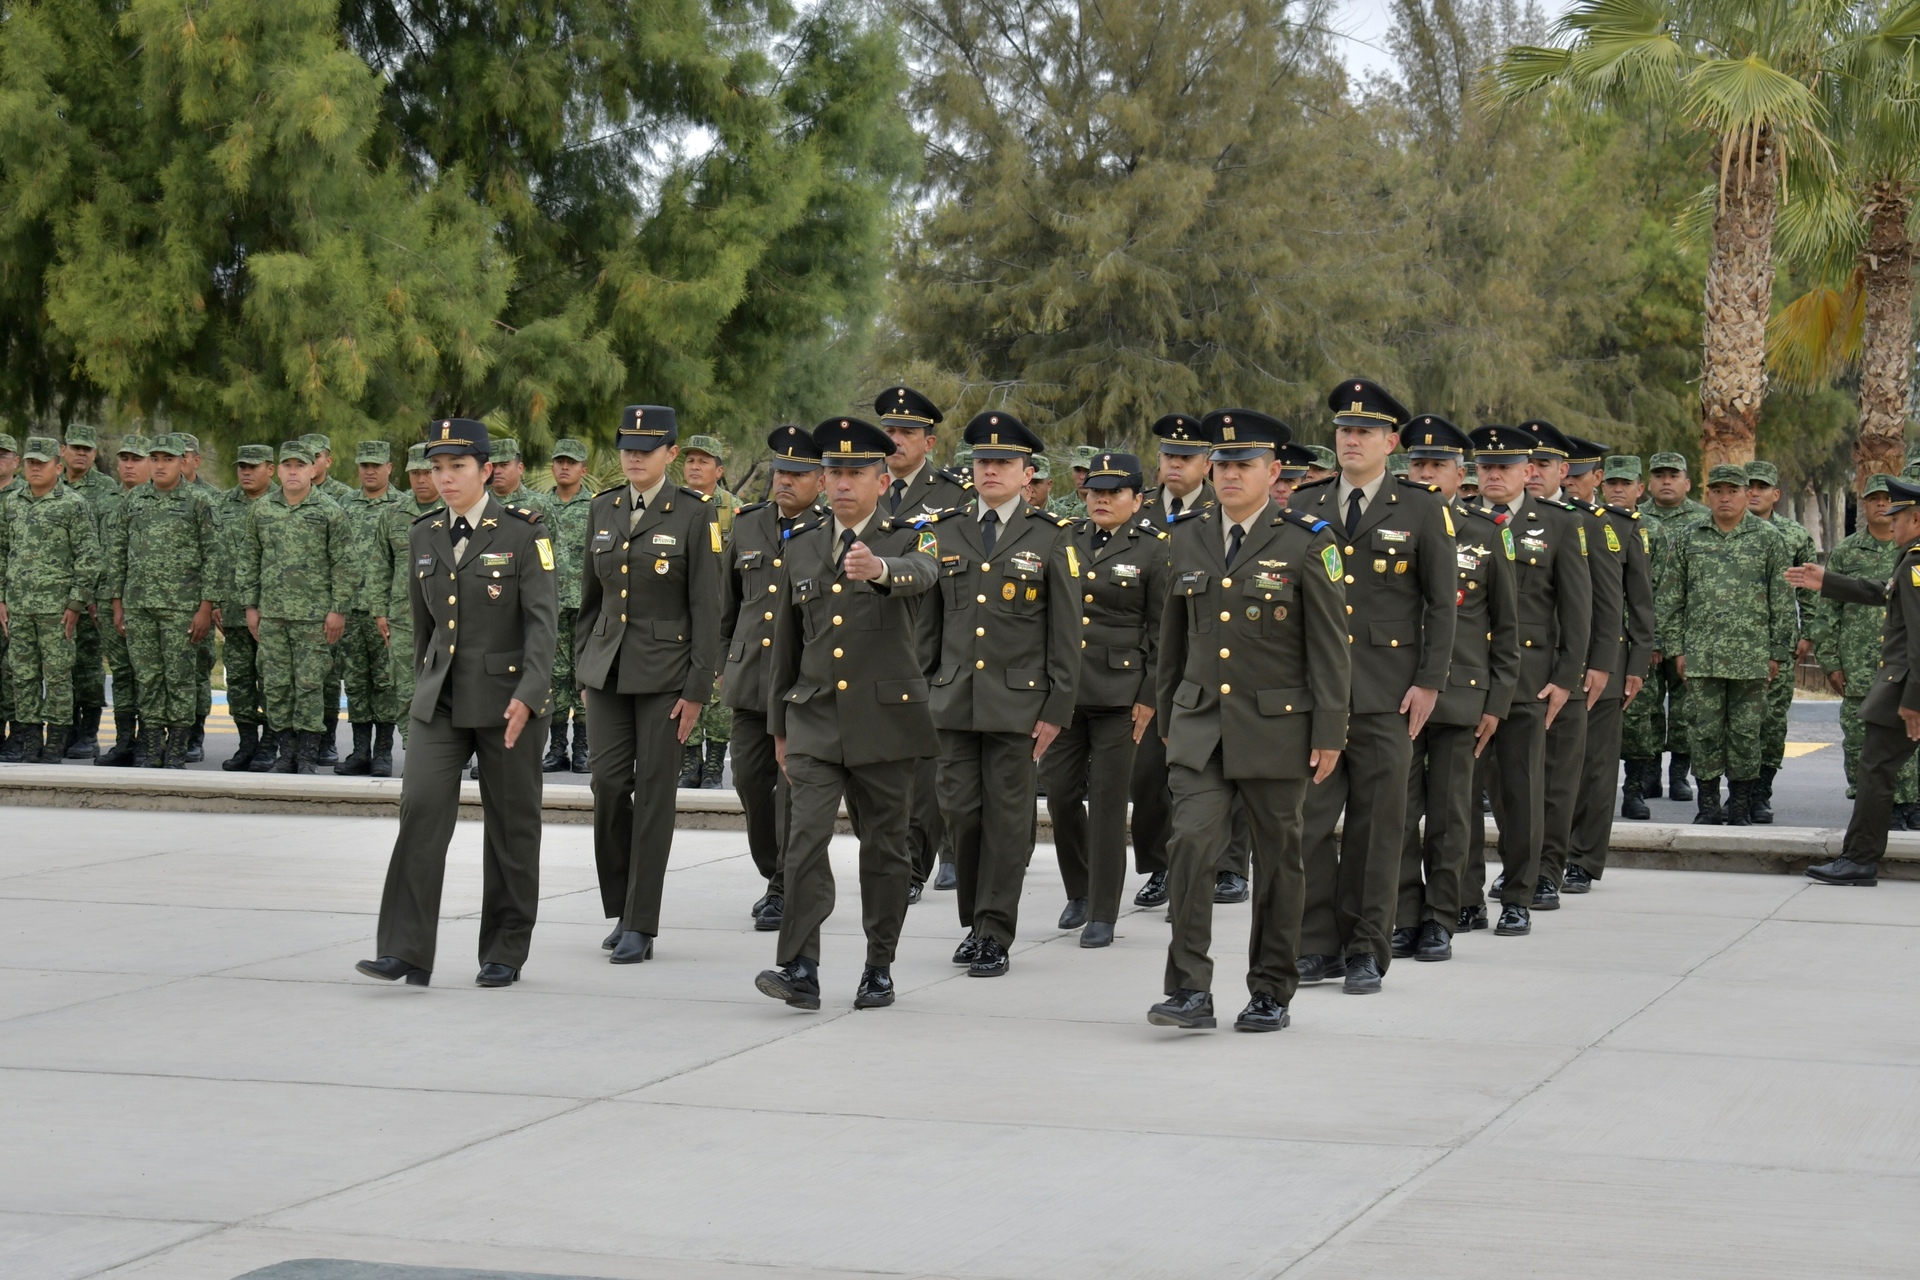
180, 433, 219, 733
1763, 500, 1818, 774
0, 439, 17, 739
1816, 518, 1920, 803
544, 443, 594, 751
686, 474, 742, 782
237, 455, 354, 739
60, 449, 119, 720
1635, 479, 1710, 782
367, 444, 432, 747
1658, 474, 1793, 807
0, 442, 102, 748
212, 447, 277, 748
107, 438, 221, 758
302, 434, 356, 750
1619, 511, 1671, 758
338, 450, 407, 728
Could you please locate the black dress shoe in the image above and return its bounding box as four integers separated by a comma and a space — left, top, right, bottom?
475, 963, 519, 987
906, 882, 922, 905
1057, 897, 1090, 930
754, 895, 784, 932
1233, 992, 1289, 1032
755, 957, 822, 1009
1806, 856, 1879, 886
1080, 921, 1115, 948
1296, 953, 1347, 984
968, 938, 1010, 977
1133, 870, 1169, 907
1532, 878, 1561, 911
609, 931, 654, 963
602, 925, 622, 951
750, 893, 771, 919
1562, 865, 1593, 894
1147, 988, 1216, 1028
1495, 903, 1531, 935
1459, 903, 1489, 931
1342, 953, 1382, 994
1390, 926, 1417, 959
933, 862, 958, 891
952, 933, 984, 966
1414, 919, 1452, 961
1491, 872, 1506, 894
853, 965, 895, 1009
1214, 871, 1250, 904
355, 956, 429, 985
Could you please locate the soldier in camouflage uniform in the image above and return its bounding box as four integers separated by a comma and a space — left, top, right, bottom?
88, 436, 155, 765
1604, 456, 1669, 816
0, 432, 17, 755
365, 444, 436, 756
57, 425, 118, 758
1813, 473, 1920, 820
213, 444, 279, 770
180, 431, 219, 757
334, 441, 406, 776
237, 440, 354, 773
486, 437, 554, 520
299, 433, 355, 764
1023, 454, 1057, 509
1637, 451, 1708, 802
1658, 463, 1794, 825
543, 437, 594, 772
1744, 460, 1818, 822
106, 434, 221, 768
679, 433, 740, 788
0, 437, 102, 762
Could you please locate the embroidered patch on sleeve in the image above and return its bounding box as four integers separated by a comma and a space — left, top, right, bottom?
1321, 544, 1343, 580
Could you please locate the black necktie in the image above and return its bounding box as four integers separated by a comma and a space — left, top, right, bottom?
778, 515, 793, 539
1226, 523, 1245, 567
1092, 527, 1111, 551
1345, 488, 1364, 536
1169, 495, 1184, 519
838, 527, 856, 566
982, 508, 999, 555
451, 515, 474, 543
888, 478, 906, 514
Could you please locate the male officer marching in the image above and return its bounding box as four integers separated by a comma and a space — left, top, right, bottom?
577, 406, 725, 965
1396, 416, 1519, 962
1040, 451, 1170, 947
355, 418, 557, 988
1147, 409, 1349, 1032
1292, 379, 1456, 994
917, 410, 1080, 978
721, 425, 828, 931
753, 417, 942, 1011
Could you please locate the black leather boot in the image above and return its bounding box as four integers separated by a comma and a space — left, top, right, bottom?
295, 731, 320, 774
1751, 766, 1776, 824
138, 724, 167, 768
677, 743, 701, 788
185, 715, 205, 763
1725, 778, 1752, 826
0, 722, 19, 763
97, 707, 138, 766
269, 729, 299, 774
223, 723, 259, 771
335, 723, 374, 775
248, 728, 281, 772
314, 707, 340, 765
164, 726, 192, 769
1691, 776, 1722, 824
41, 723, 73, 763
570, 715, 590, 772
11, 724, 44, 764
66, 705, 101, 759
543, 722, 569, 772
371, 723, 394, 777
1668, 755, 1693, 802
1621, 760, 1649, 820
1643, 756, 1662, 799
131, 717, 150, 767
702, 739, 726, 788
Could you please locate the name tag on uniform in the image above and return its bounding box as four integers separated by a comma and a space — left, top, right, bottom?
1111, 564, 1140, 584
1251, 572, 1287, 590
1520, 535, 1547, 551
1011, 550, 1043, 575
1178, 570, 1210, 595
1379, 529, 1410, 543
479, 552, 511, 566
416, 554, 434, 568
739, 550, 765, 570
652, 533, 677, 547
1456, 549, 1481, 572
591, 530, 615, 550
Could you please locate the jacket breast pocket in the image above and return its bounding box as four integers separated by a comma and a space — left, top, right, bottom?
1000, 568, 1045, 613
940, 564, 974, 610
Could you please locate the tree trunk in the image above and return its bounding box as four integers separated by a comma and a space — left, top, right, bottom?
1852, 179, 1916, 487
1699, 133, 1780, 468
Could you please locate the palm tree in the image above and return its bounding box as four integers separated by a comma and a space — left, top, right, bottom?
1768, 0, 1920, 483
1487, 0, 1843, 466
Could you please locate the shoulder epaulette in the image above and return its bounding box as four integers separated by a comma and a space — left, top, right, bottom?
1167, 507, 1208, 526
507, 505, 542, 524
1397, 477, 1441, 494
1550, 498, 1580, 512
784, 516, 828, 540
1605, 503, 1640, 520
737, 500, 771, 516
901, 503, 966, 529
413, 506, 447, 524
1272, 508, 1331, 534
1053, 513, 1074, 527
1478, 505, 1509, 525
1291, 476, 1335, 492
681, 486, 713, 502
936, 467, 975, 490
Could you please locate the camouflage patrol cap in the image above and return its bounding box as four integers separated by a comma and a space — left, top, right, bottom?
489, 436, 520, 463
0, 432, 16, 454
681, 434, 725, 461
1462, 460, 1479, 483
952, 444, 974, 468
551, 437, 589, 462
1903, 456, 1920, 481
23, 436, 60, 462
405, 442, 430, 472
1308, 445, 1337, 470
1603, 455, 1642, 480
1705, 462, 1748, 487
1387, 453, 1409, 476
1648, 451, 1687, 473
64, 424, 99, 449
1030, 455, 1052, 481
176, 432, 201, 454
300, 432, 332, 455
149, 433, 187, 456
117, 434, 153, 457
235, 444, 275, 466
1745, 460, 1780, 486
1863, 473, 1892, 497
1068, 445, 1099, 470
278, 440, 315, 464
355, 440, 391, 465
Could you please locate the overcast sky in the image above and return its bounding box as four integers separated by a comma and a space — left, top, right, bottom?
1324, 0, 1575, 83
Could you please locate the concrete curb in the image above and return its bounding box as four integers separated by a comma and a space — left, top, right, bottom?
1, 764, 1915, 877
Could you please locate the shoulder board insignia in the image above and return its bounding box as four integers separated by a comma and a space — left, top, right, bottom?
1153, 528, 1169, 540
413, 506, 447, 524
1054, 514, 1073, 527
1272, 509, 1330, 534
785, 517, 828, 539
1604, 503, 1638, 520
937, 467, 975, 489
1555, 499, 1580, 512
1292, 476, 1335, 491
1396, 477, 1440, 493
1167, 507, 1207, 526
508, 505, 541, 523
737, 500, 771, 515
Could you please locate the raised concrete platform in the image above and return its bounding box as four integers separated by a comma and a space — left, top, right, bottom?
2, 764, 1915, 876
2, 806, 1917, 1279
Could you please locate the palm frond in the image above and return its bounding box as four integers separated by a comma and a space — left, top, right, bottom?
1765, 268, 1865, 391
1484, 45, 1575, 105
1774, 158, 1865, 273
1673, 182, 1719, 251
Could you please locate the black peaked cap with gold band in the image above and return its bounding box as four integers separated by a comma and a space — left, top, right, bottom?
424, 417, 490, 459
813, 415, 895, 466
1276, 442, 1314, 479
1201, 408, 1289, 462
963, 410, 1042, 460
617, 404, 678, 452
876, 385, 943, 430
1518, 417, 1577, 463
1327, 378, 1410, 429
1566, 435, 1609, 476
767, 424, 822, 472
1404, 414, 1471, 460
1885, 476, 1920, 512
1469, 425, 1531, 462
1084, 451, 1144, 491
1150, 412, 1208, 456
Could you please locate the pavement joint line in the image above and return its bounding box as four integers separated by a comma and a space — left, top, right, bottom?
0, 1061, 588, 1105
0, 971, 197, 1032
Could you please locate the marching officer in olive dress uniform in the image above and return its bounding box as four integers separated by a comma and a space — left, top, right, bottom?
1462, 426, 1591, 936
721, 425, 828, 931
355, 418, 557, 989
1563, 436, 1655, 892
1291, 379, 1456, 994
753, 417, 943, 1011
1147, 409, 1350, 1032
1039, 451, 1170, 947
917, 411, 1081, 978
1397, 416, 1519, 962
577, 406, 725, 965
